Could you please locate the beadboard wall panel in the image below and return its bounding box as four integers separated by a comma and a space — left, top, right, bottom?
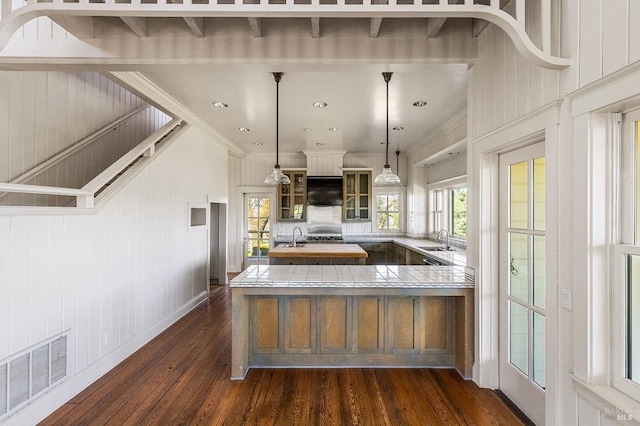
0, 71, 148, 185
469, 22, 560, 141
577, 0, 640, 87
1, 126, 226, 420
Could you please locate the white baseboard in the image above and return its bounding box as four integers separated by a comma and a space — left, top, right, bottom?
3, 291, 208, 426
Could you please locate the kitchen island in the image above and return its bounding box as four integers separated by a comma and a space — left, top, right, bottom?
268, 243, 368, 265
230, 264, 474, 380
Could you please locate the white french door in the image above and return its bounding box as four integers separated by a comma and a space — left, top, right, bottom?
499, 142, 546, 425
243, 193, 272, 268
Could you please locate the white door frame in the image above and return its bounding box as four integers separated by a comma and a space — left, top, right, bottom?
241, 188, 277, 269
468, 106, 560, 425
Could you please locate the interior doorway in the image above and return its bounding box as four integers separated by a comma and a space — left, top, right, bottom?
210, 202, 227, 285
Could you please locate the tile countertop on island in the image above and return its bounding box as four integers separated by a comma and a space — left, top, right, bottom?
230, 264, 474, 288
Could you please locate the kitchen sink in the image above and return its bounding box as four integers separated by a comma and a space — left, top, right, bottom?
419, 246, 456, 252
285, 243, 305, 248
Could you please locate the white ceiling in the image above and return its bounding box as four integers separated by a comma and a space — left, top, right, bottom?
142, 63, 468, 156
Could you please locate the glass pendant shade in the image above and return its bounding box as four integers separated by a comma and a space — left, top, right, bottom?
374, 165, 401, 185
265, 165, 290, 185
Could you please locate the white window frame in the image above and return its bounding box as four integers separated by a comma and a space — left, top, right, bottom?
373, 187, 405, 233
427, 175, 467, 239
613, 109, 640, 400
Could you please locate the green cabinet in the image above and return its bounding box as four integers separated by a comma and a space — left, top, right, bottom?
343, 171, 371, 222
279, 171, 306, 221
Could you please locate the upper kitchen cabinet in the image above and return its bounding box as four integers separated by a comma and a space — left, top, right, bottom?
278, 171, 306, 221
343, 171, 371, 222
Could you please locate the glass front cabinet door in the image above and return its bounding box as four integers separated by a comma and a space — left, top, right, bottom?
278, 171, 306, 221
343, 171, 371, 221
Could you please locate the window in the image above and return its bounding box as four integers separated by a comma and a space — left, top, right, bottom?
614, 111, 640, 398
376, 194, 400, 230
428, 177, 467, 238
451, 187, 467, 237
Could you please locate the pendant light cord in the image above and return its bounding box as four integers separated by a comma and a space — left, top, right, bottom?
383, 72, 393, 168
273, 72, 283, 168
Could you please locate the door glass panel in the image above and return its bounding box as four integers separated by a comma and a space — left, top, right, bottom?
510, 161, 528, 229
247, 196, 270, 261
533, 236, 546, 309
532, 312, 546, 388
509, 301, 528, 375
533, 157, 546, 231
509, 233, 528, 302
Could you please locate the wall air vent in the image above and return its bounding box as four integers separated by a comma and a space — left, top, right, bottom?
0, 332, 68, 422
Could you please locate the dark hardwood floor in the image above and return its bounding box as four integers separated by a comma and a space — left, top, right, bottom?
42, 285, 532, 425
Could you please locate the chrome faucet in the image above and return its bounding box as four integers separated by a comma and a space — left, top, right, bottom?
292, 226, 303, 247
437, 229, 450, 250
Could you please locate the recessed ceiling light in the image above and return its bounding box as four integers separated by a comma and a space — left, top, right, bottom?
313, 101, 328, 108
253, 142, 263, 146
413, 100, 427, 107
315, 142, 326, 146
303, 128, 313, 132
239, 127, 250, 132
212, 101, 228, 108
393, 126, 404, 131
328, 127, 338, 132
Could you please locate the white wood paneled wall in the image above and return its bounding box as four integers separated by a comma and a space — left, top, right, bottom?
238, 152, 306, 186
0, 71, 148, 185
468, 22, 560, 141
577, 0, 640, 88
1, 125, 227, 423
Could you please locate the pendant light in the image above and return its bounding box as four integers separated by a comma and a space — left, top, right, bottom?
265, 72, 291, 185
374, 72, 402, 186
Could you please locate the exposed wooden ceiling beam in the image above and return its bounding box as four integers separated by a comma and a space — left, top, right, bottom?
370, 18, 383, 38
121, 17, 148, 37
311, 17, 320, 38
183, 17, 205, 38
472, 19, 491, 37
247, 17, 263, 37
426, 18, 446, 38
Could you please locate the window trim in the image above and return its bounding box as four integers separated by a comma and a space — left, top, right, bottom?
372, 187, 405, 233
613, 109, 640, 399
427, 175, 467, 239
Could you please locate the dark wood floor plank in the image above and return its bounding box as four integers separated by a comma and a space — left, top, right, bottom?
41, 287, 531, 426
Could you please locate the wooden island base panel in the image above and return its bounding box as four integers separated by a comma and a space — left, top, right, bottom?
268, 243, 368, 265
230, 265, 474, 380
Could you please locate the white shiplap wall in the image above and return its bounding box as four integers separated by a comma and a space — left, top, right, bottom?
1, 125, 227, 424
577, 0, 640, 88
469, 23, 560, 140
0, 71, 148, 184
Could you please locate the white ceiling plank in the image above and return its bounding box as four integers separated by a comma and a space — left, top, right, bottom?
311, 17, 320, 38
247, 17, 263, 37
121, 17, 148, 38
